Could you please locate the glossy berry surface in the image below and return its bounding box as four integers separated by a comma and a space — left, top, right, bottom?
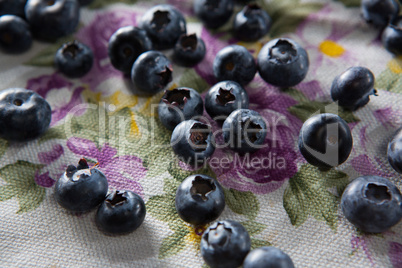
173, 33, 206, 67
193, 0, 234, 29
331, 66, 376, 111
243, 247, 295, 268
131, 50, 173, 95
138, 4, 186, 50
158, 87, 204, 131
108, 26, 152, 74
0, 0, 27, 17
382, 16, 402, 55
341, 176, 402, 233
96, 190, 146, 234
387, 128, 402, 173
233, 4, 271, 42
222, 109, 267, 154
0, 88, 51, 141
213, 45, 257, 86
0, 15, 32, 54
201, 220, 251, 268
55, 40, 93, 78
175, 174, 225, 226
298, 113, 353, 169
361, 0, 399, 27
171, 120, 215, 167
54, 159, 108, 213
205, 80, 249, 121
257, 38, 309, 88
25, 0, 80, 41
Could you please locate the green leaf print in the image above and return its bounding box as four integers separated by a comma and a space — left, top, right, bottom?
251, 238, 272, 250
159, 232, 188, 259
87, 0, 137, 9
179, 69, 211, 93
224, 188, 259, 220
336, 0, 361, 7
0, 139, 8, 159
0, 161, 45, 213
283, 164, 349, 230
376, 66, 402, 94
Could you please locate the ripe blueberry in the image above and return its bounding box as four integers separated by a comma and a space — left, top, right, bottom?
0, 88, 51, 141
243, 247, 295, 268
330, 66, 377, 111
54, 40, 93, 78
54, 159, 108, 213
298, 113, 353, 169
233, 4, 271, 42
361, 0, 399, 27
193, 0, 234, 29
257, 38, 309, 88
201, 220, 251, 268
341, 175, 402, 233
213, 44, 257, 86
382, 16, 402, 55
96, 190, 146, 234
0, 15, 32, 54
175, 174, 225, 226
387, 128, 402, 173
173, 33, 206, 67
158, 87, 204, 131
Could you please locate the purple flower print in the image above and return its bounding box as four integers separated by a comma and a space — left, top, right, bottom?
38, 144, 64, 164
34, 171, 55, 188
67, 137, 146, 196
389, 242, 402, 267
26, 73, 86, 126
75, 10, 141, 90
351, 235, 375, 266
373, 107, 398, 130
351, 154, 394, 178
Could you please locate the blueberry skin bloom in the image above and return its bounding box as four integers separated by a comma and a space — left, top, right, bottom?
158, 87, 204, 131
387, 128, 402, 173
193, 0, 234, 29
233, 4, 271, 42
213, 45, 257, 86
205, 80, 249, 121
0, 15, 32, 54
382, 16, 402, 55
131, 50, 173, 95
25, 0, 79, 41
201, 220, 251, 268
257, 38, 309, 88
108, 26, 152, 74
298, 113, 353, 169
341, 176, 402, 233
55, 40, 93, 78
361, 0, 399, 28
175, 174, 225, 226
54, 159, 108, 213
0, 88, 51, 141
138, 4, 186, 50
0, 0, 27, 17
222, 109, 267, 154
171, 120, 215, 167
173, 33, 206, 67
96, 190, 146, 234
331, 66, 377, 111
243, 247, 295, 268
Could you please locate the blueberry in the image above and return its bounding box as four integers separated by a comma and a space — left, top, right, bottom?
171, 120, 215, 167
382, 16, 402, 55
361, 0, 399, 27
233, 4, 271, 42
25, 0, 80, 41
131, 50, 173, 95
205, 80, 249, 121
213, 45, 257, 86
298, 113, 353, 169
96, 190, 146, 234
54, 159, 108, 213
138, 4, 186, 50
173, 33, 206, 67
331, 66, 377, 111
257, 38, 309, 88
0, 88, 51, 141
341, 175, 402, 233
0, 15, 32, 54
387, 128, 402, 173
158, 87, 204, 131
0, 0, 27, 17
201, 220, 251, 268
243, 247, 295, 268
54, 40, 93, 78
222, 109, 267, 154
193, 0, 234, 29
108, 26, 152, 74
77, 0, 93, 6
175, 174, 225, 226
